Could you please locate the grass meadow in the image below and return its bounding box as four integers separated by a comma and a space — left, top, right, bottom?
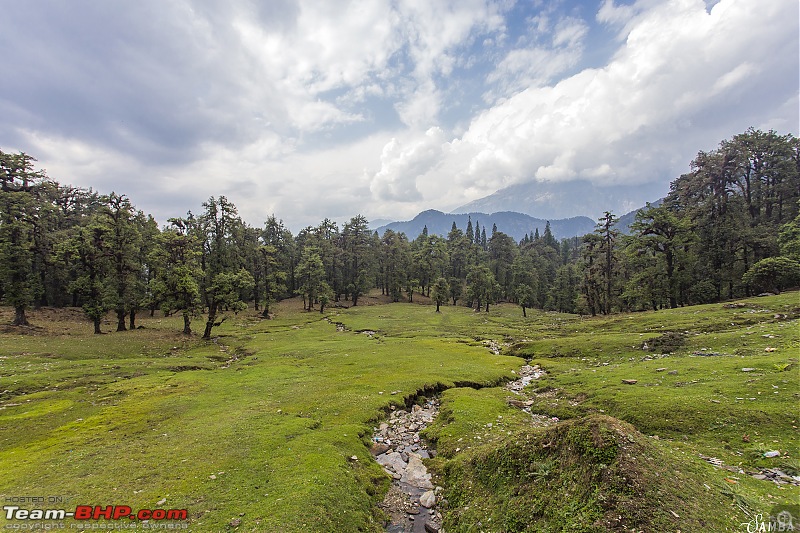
0, 291, 797, 531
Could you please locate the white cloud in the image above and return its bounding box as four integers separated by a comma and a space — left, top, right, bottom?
484, 12, 588, 101
437, 0, 798, 199
1, 0, 796, 229
369, 127, 446, 201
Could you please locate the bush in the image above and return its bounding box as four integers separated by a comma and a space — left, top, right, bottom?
742, 257, 800, 294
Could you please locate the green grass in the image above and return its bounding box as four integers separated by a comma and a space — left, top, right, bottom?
0, 298, 522, 531
0, 292, 798, 531
421, 293, 799, 531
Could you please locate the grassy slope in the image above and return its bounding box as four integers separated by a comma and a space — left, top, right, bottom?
1, 292, 797, 531
421, 293, 800, 532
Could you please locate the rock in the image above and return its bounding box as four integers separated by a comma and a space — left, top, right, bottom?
370, 442, 390, 456
741, 368, 756, 372
668, 370, 678, 375
765, 347, 777, 352
156, 498, 167, 506
229, 518, 241, 527
655, 368, 667, 372
401, 454, 434, 489
209, 474, 217, 480
376, 451, 407, 474
420, 490, 436, 508
424, 522, 441, 532
622, 379, 638, 385
764, 450, 781, 458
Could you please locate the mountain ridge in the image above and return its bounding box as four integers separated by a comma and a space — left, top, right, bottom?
453, 180, 666, 221
374, 210, 596, 241
372, 200, 663, 242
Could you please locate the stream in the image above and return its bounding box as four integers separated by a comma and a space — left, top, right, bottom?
371, 363, 547, 532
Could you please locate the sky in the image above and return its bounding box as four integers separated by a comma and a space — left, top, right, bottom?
0, 0, 797, 232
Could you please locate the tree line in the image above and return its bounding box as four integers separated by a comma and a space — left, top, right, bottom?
1, 128, 798, 336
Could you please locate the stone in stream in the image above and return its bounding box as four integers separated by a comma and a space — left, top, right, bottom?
420, 490, 436, 508
401, 454, 433, 489
376, 451, 407, 474
370, 442, 391, 456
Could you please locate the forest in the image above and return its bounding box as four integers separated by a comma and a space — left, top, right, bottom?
1, 127, 799, 337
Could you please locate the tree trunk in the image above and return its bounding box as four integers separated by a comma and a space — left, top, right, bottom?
436, 302, 440, 312
116, 309, 127, 331
13, 306, 29, 326
485, 301, 489, 313
262, 303, 270, 318
522, 306, 526, 318
93, 317, 102, 334
183, 312, 192, 335
129, 310, 136, 330
203, 303, 217, 339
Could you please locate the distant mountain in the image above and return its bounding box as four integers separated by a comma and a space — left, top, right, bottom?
454, 180, 665, 221
368, 218, 394, 231
375, 210, 595, 242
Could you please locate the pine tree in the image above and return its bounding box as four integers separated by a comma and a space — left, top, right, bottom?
431, 277, 449, 312
0, 151, 47, 326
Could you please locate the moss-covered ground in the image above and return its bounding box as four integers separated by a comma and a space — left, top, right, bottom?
1, 291, 797, 531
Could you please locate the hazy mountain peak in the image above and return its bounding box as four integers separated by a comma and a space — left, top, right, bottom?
454, 180, 667, 220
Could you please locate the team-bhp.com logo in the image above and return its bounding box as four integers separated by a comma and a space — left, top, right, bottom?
4, 504, 188, 521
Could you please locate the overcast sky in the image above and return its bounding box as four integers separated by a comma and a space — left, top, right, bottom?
1, 0, 797, 231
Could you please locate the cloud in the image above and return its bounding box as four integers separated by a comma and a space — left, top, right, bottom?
443, 0, 799, 199
484, 11, 588, 101
369, 127, 446, 201
0, 0, 796, 230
